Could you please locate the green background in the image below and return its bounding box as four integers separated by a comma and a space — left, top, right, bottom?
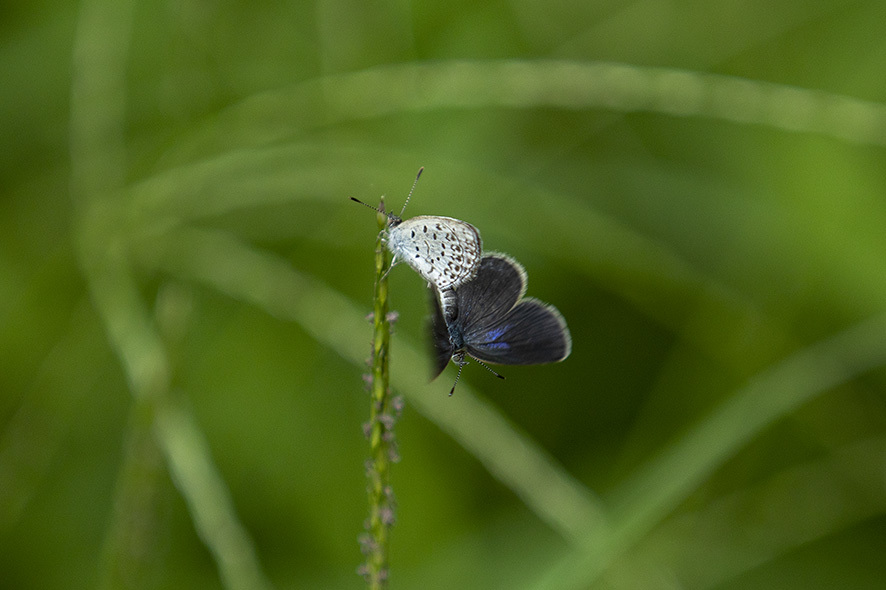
3, 0, 886, 588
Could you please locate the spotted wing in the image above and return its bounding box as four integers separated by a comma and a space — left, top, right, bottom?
388, 216, 482, 290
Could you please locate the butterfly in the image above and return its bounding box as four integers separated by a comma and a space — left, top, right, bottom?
351, 168, 483, 291
430, 253, 572, 394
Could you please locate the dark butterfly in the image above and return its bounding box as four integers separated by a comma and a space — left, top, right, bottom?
430, 253, 572, 394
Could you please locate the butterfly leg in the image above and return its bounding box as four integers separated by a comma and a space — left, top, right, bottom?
380, 256, 401, 281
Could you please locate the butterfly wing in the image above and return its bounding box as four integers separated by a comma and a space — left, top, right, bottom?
388, 216, 482, 290
454, 253, 527, 330
465, 298, 572, 365
428, 289, 455, 379
428, 252, 570, 378
428, 254, 524, 379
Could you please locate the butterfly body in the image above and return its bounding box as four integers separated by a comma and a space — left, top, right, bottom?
430, 253, 571, 388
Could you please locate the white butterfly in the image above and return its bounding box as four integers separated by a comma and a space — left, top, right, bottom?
351, 168, 483, 291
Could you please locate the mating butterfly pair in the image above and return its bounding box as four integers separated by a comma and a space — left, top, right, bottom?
352, 169, 571, 394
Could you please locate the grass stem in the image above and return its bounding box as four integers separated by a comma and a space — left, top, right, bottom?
359, 199, 400, 589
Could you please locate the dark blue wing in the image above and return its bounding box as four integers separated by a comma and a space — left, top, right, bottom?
428, 289, 455, 378
454, 253, 527, 332
464, 298, 572, 365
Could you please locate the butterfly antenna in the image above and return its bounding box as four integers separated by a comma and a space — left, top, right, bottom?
398, 166, 424, 217
448, 362, 465, 396
475, 359, 506, 381
448, 357, 504, 396
349, 196, 389, 217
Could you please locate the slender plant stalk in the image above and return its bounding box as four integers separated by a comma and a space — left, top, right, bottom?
359, 198, 401, 588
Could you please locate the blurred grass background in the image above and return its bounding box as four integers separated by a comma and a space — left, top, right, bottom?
3, 0, 886, 588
